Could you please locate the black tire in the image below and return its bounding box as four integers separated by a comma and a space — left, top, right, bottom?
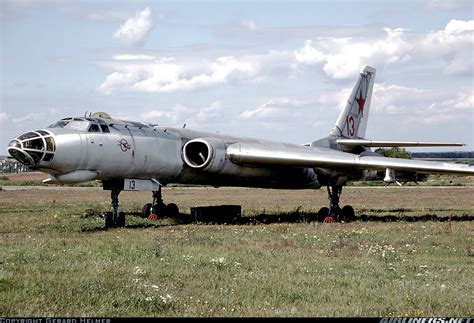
165, 203, 179, 218
142, 203, 152, 218
339, 205, 355, 223
317, 207, 329, 222
118, 212, 126, 227
105, 212, 113, 228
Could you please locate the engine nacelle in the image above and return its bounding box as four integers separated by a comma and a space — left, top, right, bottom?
182, 138, 227, 173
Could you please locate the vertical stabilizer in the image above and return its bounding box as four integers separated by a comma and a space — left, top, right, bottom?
329, 65, 376, 139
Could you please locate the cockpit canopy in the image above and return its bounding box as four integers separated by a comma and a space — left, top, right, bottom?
48, 117, 110, 133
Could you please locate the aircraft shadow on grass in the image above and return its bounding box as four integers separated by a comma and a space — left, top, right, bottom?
80, 209, 474, 232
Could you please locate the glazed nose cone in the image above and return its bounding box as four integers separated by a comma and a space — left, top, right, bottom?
8, 130, 56, 166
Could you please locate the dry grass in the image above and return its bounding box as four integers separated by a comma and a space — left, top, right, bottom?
0, 185, 473, 317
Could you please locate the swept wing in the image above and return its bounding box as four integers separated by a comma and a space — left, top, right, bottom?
227, 142, 474, 175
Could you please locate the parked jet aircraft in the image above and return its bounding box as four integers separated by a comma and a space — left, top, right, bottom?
7, 66, 474, 227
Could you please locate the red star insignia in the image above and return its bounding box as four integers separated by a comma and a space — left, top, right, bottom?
355, 89, 365, 115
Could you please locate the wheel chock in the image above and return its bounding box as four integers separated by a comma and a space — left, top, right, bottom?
148, 213, 158, 221
323, 216, 336, 223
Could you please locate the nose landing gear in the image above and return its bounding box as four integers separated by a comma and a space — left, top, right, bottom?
105, 187, 125, 228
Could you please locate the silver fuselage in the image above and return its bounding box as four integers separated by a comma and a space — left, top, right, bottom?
9, 117, 323, 189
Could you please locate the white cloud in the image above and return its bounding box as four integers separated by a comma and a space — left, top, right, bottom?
371, 83, 432, 114
318, 87, 353, 112
421, 19, 474, 76
240, 97, 310, 121
113, 7, 155, 47
97, 57, 182, 94
294, 40, 325, 65
112, 54, 156, 61
370, 84, 473, 126
295, 19, 473, 79
99, 20, 473, 95
296, 27, 413, 79
140, 104, 192, 125
97, 52, 293, 94
0, 112, 10, 123
11, 113, 42, 124
196, 101, 223, 122
241, 19, 257, 31
135, 101, 224, 128
315, 82, 473, 129
443, 19, 474, 33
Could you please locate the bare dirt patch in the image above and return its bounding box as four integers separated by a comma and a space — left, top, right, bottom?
3, 171, 48, 181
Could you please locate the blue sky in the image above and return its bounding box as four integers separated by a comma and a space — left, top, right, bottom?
1, 0, 473, 154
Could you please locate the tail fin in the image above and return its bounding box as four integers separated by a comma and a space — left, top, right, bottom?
330, 65, 376, 139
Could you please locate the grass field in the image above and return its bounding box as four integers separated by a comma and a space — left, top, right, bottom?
1, 182, 473, 317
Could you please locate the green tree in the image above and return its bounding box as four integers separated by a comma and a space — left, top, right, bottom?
375, 147, 411, 159
373, 147, 428, 182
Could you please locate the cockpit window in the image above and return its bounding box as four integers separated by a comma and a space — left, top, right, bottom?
48, 118, 91, 131
36, 130, 50, 136
88, 124, 101, 132
100, 124, 110, 133
66, 120, 90, 131
48, 119, 70, 128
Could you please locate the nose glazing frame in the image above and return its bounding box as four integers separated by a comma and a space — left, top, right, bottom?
8, 130, 56, 166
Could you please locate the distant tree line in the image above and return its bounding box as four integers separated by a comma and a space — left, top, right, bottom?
375, 147, 412, 159
410, 151, 474, 159
373, 148, 428, 182
373, 148, 474, 160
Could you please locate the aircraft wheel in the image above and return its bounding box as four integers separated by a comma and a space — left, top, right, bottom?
165, 203, 179, 218
339, 205, 355, 223
118, 212, 126, 227
105, 212, 113, 228
317, 207, 329, 222
142, 203, 152, 218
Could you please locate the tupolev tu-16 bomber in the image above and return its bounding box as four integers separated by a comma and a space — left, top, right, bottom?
7, 66, 474, 228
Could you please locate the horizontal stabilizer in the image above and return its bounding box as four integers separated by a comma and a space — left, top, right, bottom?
337, 139, 465, 147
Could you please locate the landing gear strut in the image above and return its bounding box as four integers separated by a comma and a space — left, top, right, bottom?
102, 179, 179, 228
141, 185, 180, 219
317, 185, 355, 223
105, 187, 125, 228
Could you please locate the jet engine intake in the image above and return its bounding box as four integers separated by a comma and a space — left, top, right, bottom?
182, 138, 227, 173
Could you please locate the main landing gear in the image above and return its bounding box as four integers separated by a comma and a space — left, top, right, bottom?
317, 185, 355, 223
140, 185, 180, 219
103, 180, 180, 228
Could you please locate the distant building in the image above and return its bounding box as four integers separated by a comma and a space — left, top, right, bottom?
0, 156, 32, 173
